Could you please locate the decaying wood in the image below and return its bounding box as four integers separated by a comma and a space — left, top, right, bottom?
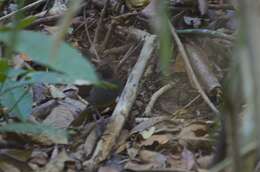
185, 42, 221, 95
83, 33, 157, 170
168, 20, 220, 115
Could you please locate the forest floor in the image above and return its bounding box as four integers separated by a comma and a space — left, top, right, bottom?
0, 0, 236, 171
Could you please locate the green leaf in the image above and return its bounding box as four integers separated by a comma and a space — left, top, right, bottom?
0, 71, 72, 94
0, 123, 68, 144
0, 30, 98, 84
0, 59, 9, 73
0, 59, 9, 82
6, 68, 26, 79
0, 80, 32, 121
15, 16, 36, 30
23, 71, 75, 84
4, 16, 36, 30
155, 2, 172, 76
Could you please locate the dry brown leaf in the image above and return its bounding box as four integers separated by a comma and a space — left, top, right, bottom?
130, 116, 168, 135
140, 134, 171, 146
127, 147, 139, 160
167, 154, 183, 168
197, 154, 214, 169
0, 162, 21, 172
114, 129, 129, 154
181, 147, 196, 170
179, 123, 208, 139
124, 161, 158, 171
140, 127, 155, 139
139, 150, 167, 165
198, 169, 209, 172
173, 53, 186, 73
98, 166, 120, 172
38, 150, 70, 172
84, 128, 99, 158
43, 105, 74, 129
48, 85, 66, 99
30, 151, 48, 167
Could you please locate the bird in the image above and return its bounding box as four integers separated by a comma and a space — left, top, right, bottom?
86, 79, 123, 110
72, 64, 123, 126
86, 64, 123, 110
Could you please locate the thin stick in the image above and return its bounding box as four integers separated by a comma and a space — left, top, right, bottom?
183, 95, 200, 109
93, 0, 109, 45
144, 82, 175, 116
0, 0, 47, 22
116, 41, 143, 71
83, 8, 101, 61
101, 20, 116, 50
168, 21, 220, 115
176, 29, 235, 41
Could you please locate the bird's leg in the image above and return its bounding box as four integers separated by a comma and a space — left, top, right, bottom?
90, 105, 107, 137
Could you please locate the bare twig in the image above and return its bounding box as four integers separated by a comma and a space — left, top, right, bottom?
83, 8, 101, 61
183, 95, 200, 109
168, 21, 220, 115
176, 29, 235, 41
101, 20, 116, 50
30, 14, 62, 26
103, 44, 131, 56
0, 0, 47, 22
143, 82, 175, 116
93, 0, 109, 45
208, 4, 235, 10
116, 41, 143, 71
111, 11, 138, 21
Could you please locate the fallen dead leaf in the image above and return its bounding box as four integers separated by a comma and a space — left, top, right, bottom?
173, 53, 186, 73
98, 166, 120, 172
140, 126, 155, 139
139, 150, 167, 166
181, 147, 196, 170
38, 150, 70, 172
179, 123, 208, 139
140, 134, 171, 146
197, 154, 213, 169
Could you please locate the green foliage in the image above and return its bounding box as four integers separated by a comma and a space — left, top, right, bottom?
0, 80, 32, 121
0, 1, 98, 143
22, 71, 75, 84
0, 59, 9, 82
155, 2, 172, 76
0, 16, 35, 32
0, 122, 68, 144
0, 30, 99, 121
0, 30, 98, 84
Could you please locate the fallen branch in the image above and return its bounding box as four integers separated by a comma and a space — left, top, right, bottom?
185, 42, 221, 94
83, 33, 157, 170
168, 21, 220, 115
143, 82, 175, 116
